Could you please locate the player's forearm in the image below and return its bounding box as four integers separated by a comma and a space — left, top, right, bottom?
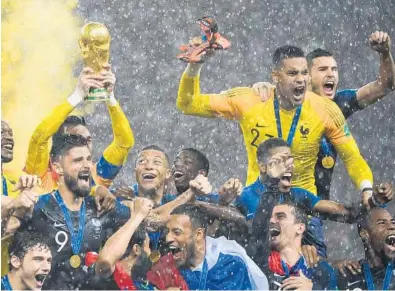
314, 200, 367, 223
25, 97, 78, 176
96, 212, 145, 278
185, 63, 203, 77
153, 189, 193, 222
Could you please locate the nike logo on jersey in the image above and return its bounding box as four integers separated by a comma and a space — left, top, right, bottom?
347, 280, 361, 287
54, 222, 65, 227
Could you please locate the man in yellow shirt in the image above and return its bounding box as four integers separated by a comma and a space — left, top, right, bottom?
24, 65, 134, 193
176, 45, 373, 202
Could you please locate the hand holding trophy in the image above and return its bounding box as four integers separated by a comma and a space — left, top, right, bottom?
79, 22, 112, 101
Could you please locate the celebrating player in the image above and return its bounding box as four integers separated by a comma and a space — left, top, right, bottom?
176, 44, 373, 205
252, 31, 395, 199
166, 204, 268, 290
24, 65, 134, 193
1, 231, 52, 291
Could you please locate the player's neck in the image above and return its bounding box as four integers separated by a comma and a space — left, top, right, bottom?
58, 184, 84, 211
138, 186, 164, 207
8, 271, 27, 291
190, 240, 206, 269
280, 244, 303, 267
277, 96, 298, 111
119, 256, 135, 275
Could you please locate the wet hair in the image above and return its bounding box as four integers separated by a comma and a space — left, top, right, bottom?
273, 45, 305, 68
171, 204, 208, 231
8, 231, 51, 270
50, 134, 89, 161
181, 148, 210, 174
136, 145, 170, 166
256, 138, 289, 164
53, 115, 86, 141
277, 200, 308, 226
306, 48, 333, 69
121, 225, 148, 259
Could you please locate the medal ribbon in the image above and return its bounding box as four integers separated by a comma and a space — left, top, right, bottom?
2, 175, 8, 196
54, 191, 86, 255
320, 137, 333, 158
274, 96, 302, 147
1, 275, 12, 291
363, 260, 394, 290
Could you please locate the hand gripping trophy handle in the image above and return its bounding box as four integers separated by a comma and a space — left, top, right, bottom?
79, 22, 111, 101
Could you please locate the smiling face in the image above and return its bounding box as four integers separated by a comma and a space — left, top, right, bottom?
1, 120, 14, 163
273, 58, 309, 109
309, 56, 339, 100
135, 150, 171, 195
269, 204, 305, 251
11, 245, 52, 290
55, 146, 93, 198
365, 208, 395, 260
172, 150, 205, 194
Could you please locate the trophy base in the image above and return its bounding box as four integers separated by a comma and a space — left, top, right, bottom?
85, 88, 109, 101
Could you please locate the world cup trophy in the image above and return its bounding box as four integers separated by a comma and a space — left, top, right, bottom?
79, 22, 111, 101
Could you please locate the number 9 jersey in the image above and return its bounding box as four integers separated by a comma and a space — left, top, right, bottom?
177, 72, 373, 195
20, 192, 130, 290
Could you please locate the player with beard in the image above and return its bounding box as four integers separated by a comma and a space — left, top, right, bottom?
252, 31, 394, 200
238, 138, 393, 259
8, 134, 131, 290
336, 208, 395, 290
166, 204, 268, 290
176, 44, 373, 206
82, 197, 156, 290
1, 231, 52, 291
24, 65, 134, 193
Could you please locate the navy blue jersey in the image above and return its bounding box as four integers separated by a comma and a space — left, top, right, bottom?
315, 89, 363, 199
236, 178, 327, 258
21, 192, 130, 290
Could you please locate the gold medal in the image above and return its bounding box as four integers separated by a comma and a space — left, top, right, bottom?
149, 250, 161, 263
70, 254, 81, 268
322, 156, 335, 169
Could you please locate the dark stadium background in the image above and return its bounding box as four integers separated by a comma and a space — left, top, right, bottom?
76, 0, 395, 260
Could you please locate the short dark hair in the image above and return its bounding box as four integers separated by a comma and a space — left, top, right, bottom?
50, 134, 89, 161
9, 231, 51, 270
53, 115, 86, 141
136, 145, 170, 166
171, 204, 208, 231
257, 138, 288, 164
273, 45, 305, 68
306, 48, 333, 69
181, 148, 210, 174
277, 200, 308, 226
121, 225, 147, 259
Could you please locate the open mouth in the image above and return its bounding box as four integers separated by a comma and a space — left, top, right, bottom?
1, 140, 14, 151
78, 171, 91, 185
323, 80, 335, 95
169, 245, 182, 259
280, 172, 292, 187
142, 173, 157, 181
35, 274, 47, 287
293, 86, 305, 99
385, 235, 395, 247
269, 225, 281, 238
172, 170, 185, 181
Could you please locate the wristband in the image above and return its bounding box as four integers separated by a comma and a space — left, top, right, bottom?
67, 90, 84, 107
105, 92, 117, 106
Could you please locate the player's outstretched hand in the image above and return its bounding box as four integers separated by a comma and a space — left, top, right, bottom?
369, 31, 391, 54
189, 174, 213, 196
252, 82, 275, 102
134, 197, 154, 218
75, 67, 106, 98
334, 259, 361, 277
101, 64, 116, 95
12, 174, 41, 191
266, 153, 294, 179
94, 185, 116, 216
218, 177, 243, 205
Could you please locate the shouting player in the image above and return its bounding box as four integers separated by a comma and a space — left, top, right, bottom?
24, 65, 134, 193
177, 44, 373, 203
252, 31, 394, 199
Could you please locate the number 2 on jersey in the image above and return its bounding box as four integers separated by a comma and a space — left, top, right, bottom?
55, 231, 69, 252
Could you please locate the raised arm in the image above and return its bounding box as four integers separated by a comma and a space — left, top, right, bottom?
356, 31, 395, 108
25, 68, 102, 177
95, 198, 152, 279
177, 63, 261, 119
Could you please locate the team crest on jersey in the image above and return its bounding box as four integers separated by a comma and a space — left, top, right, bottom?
299, 125, 310, 137
91, 218, 102, 239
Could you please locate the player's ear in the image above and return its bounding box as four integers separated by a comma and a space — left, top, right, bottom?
132, 244, 141, 256
52, 159, 64, 176
296, 222, 306, 235
198, 169, 207, 177
10, 255, 21, 269
258, 162, 267, 175
195, 227, 205, 242
165, 168, 171, 180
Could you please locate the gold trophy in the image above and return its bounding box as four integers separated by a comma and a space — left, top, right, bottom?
79, 22, 111, 101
